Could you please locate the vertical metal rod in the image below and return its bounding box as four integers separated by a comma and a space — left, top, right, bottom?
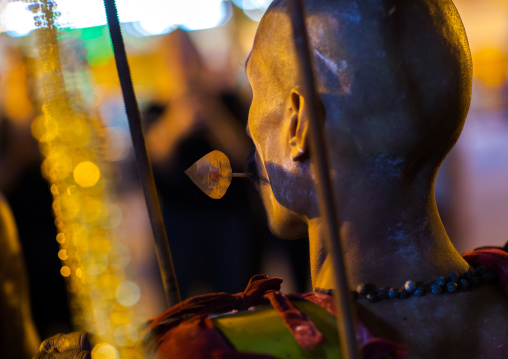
287, 1, 360, 358
103, 0, 181, 308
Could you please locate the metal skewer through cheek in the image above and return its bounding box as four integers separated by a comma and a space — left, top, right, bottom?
287, 1, 361, 358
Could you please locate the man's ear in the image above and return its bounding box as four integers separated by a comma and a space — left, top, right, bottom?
288, 88, 310, 162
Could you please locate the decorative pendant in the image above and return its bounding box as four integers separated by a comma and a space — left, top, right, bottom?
185, 150, 247, 199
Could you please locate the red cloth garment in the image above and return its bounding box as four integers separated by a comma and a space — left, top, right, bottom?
462, 248, 508, 297
140, 275, 282, 359
139, 248, 508, 359
139, 274, 405, 359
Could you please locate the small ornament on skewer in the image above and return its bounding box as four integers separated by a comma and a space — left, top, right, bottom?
185, 150, 249, 199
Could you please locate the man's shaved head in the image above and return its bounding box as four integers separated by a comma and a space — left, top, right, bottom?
250, 0, 472, 178
246, 0, 472, 237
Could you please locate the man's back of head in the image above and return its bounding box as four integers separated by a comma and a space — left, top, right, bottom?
256, 0, 473, 180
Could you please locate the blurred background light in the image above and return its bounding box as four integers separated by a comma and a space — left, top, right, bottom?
0, 1, 36, 37
83, 251, 109, 276
231, 0, 272, 11
61, 266, 72, 277
73, 161, 101, 188
57, 0, 108, 29
58, 249, 69, 260
113, 324, 138, 346
243, 8, 265, 22
115, 281, 141, 307
231, 0, 273, 22
91, 343, 120, 359
0, 0, 233, 37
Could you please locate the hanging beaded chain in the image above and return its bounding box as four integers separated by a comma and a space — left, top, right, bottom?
315, 266, 497, 303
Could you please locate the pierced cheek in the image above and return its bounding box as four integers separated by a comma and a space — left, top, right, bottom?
256, 150, 270, 180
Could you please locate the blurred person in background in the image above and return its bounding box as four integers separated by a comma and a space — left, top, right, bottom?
144, 29, 266, 298
145, 28, 311, 295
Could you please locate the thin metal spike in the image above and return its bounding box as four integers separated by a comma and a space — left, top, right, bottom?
232, 173, 249, 178
287, 0, 360, 358
103, 0, 181, 308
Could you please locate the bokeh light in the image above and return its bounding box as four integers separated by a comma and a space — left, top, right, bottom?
73, 161, 101, 188
61, 266, 72, 277
115, 281, 141, 307
231, 0, 273, 22
473, 47, 508, 88
76, 268, 83, 278
0, 0, 233, 37
0, 1, 36, 37
56, 232, 66, 244
83, 251, 109, 276
58, 249, 69, 260
109, 244, 131, 270
113, 324, 139, 346
31, 11, 146, 354
103, 204, 124, 230
232, 0, 272, 10
127, 0, 231, 37
91, 343, 120, 359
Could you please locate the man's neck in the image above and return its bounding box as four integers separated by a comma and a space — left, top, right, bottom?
308, 184, 469, 292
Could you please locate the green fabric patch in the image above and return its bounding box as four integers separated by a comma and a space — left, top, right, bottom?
212, 300, 342, 358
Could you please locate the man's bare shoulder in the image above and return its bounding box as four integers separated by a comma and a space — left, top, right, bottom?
474, 286, 508, 358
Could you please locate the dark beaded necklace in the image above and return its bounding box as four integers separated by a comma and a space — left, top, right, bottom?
315, 266, 497, 303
